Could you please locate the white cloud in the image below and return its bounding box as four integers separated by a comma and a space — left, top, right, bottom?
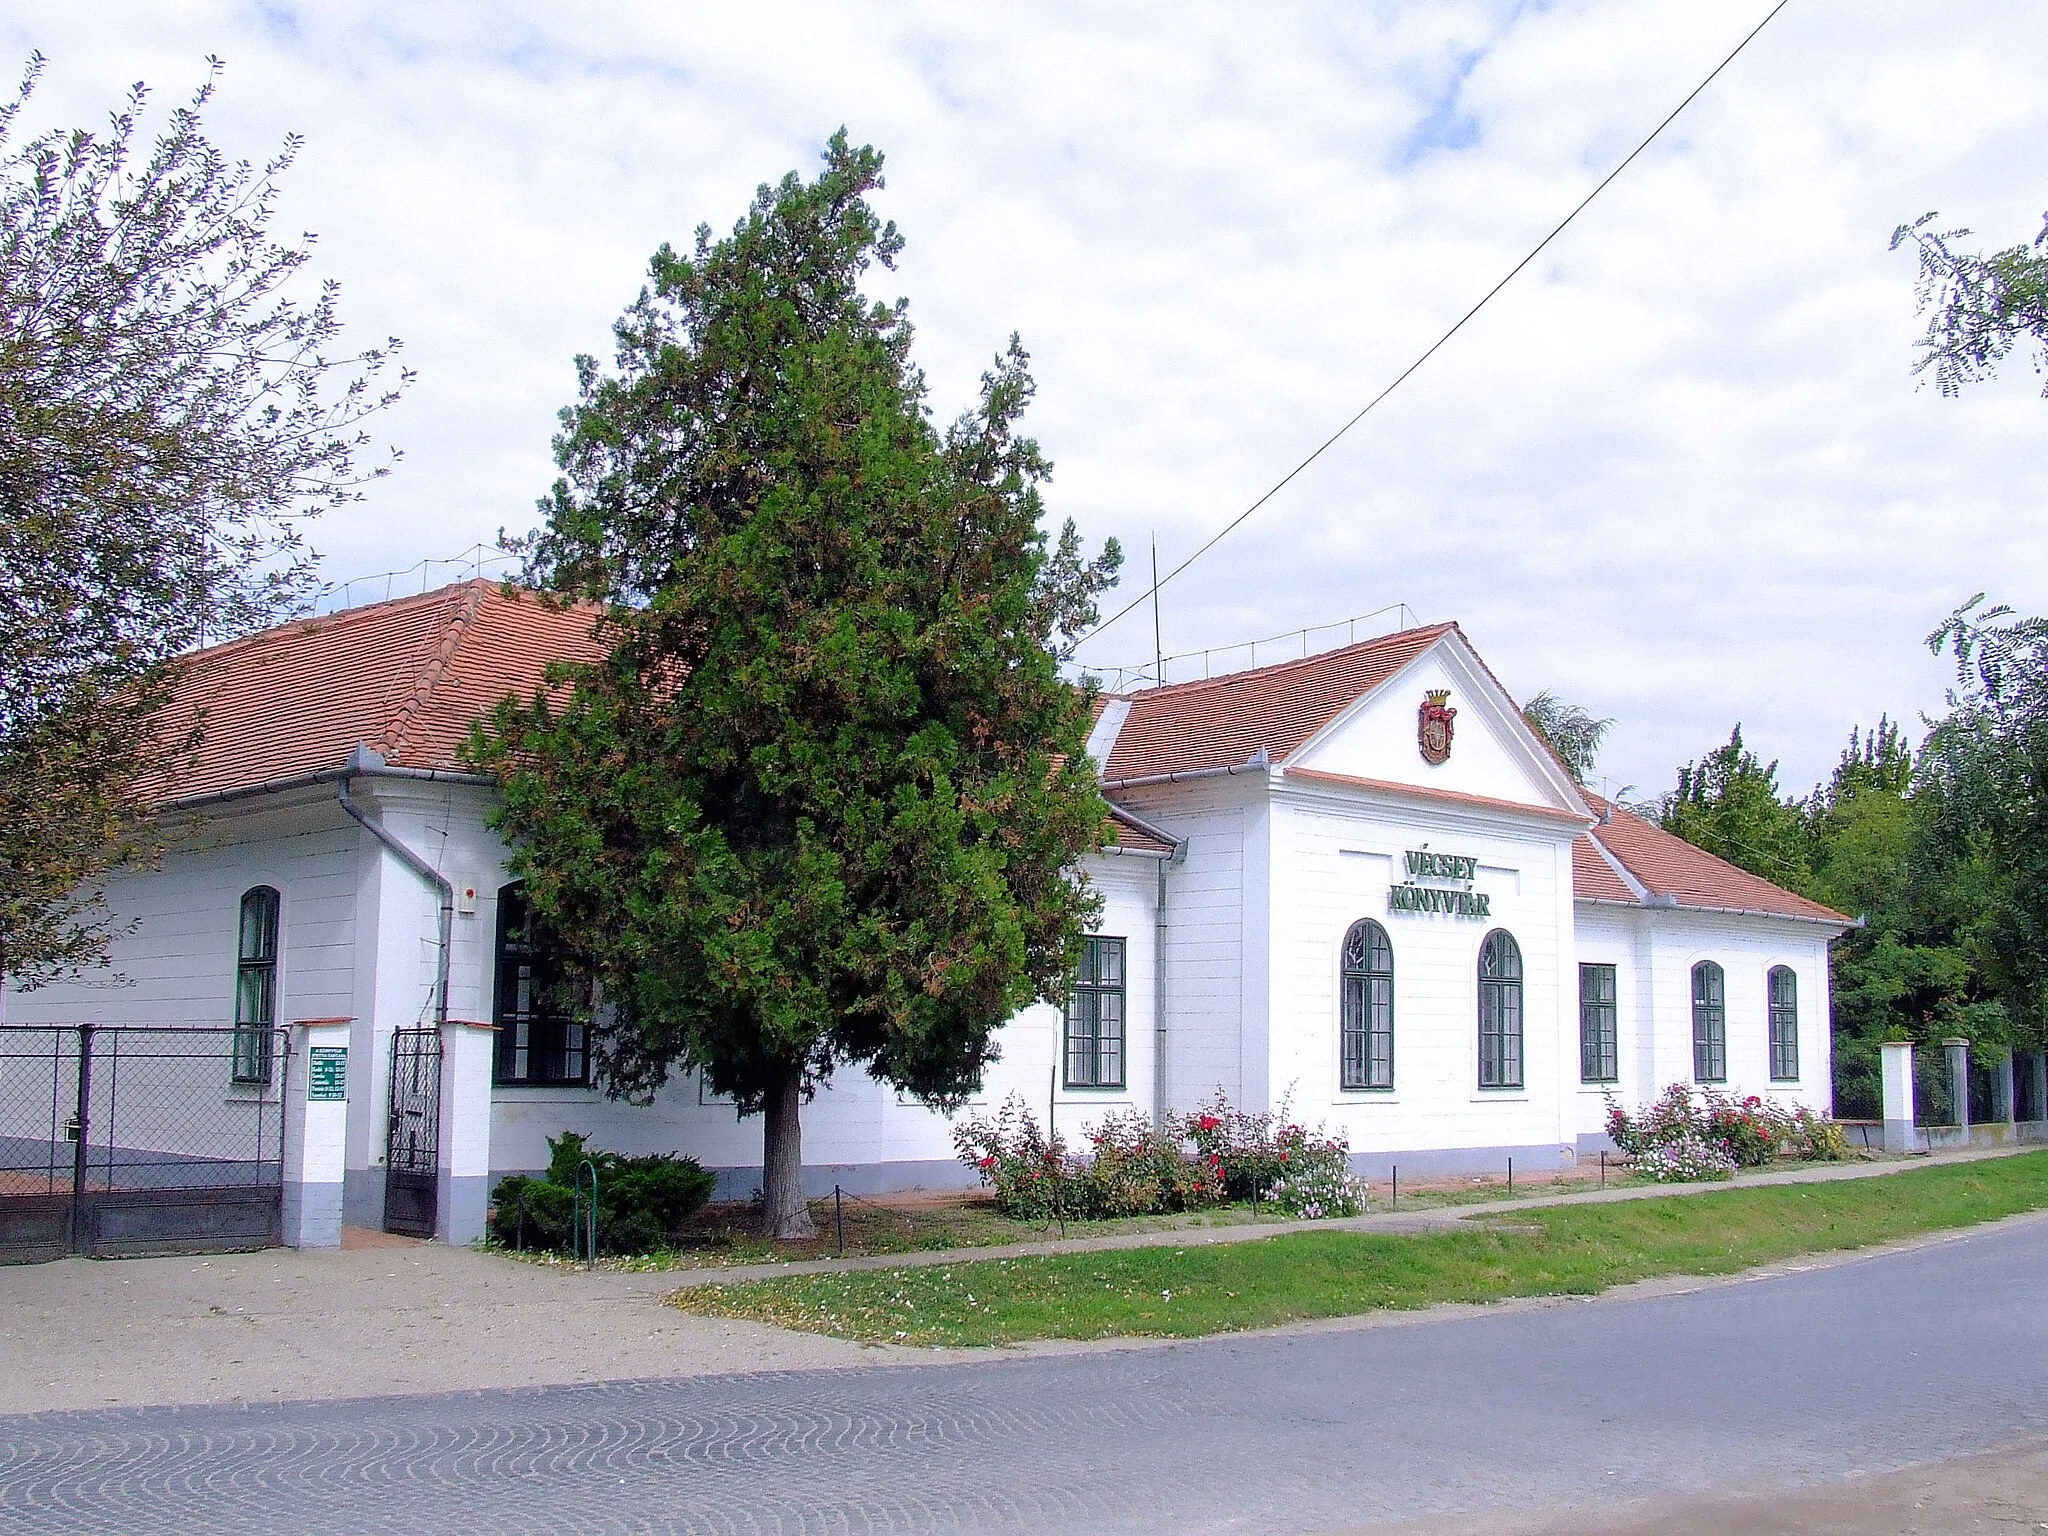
8, 0, 2045, 800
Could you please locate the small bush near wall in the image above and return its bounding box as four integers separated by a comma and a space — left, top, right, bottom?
1606, 1085, 1849, 1182
489, 1132, 717, 1255
952, 1093, 1364, 1221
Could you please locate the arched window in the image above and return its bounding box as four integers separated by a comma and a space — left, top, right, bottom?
1768, 966, 1799, 1081
1340, 920, 1394, 1090
1477, 930, 1523, 1089
493, 884, 586, 1086
1692, 961, 1727, 1082
232, 886, 280, 1084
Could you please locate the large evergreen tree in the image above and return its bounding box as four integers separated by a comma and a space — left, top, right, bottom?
471, 135, 1120, 1238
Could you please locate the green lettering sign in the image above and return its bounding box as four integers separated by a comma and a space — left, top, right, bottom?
308, 1045, 348, 1102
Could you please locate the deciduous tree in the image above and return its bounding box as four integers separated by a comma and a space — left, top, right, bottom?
1892, 210, 2048, 396
0, 55, 408, 989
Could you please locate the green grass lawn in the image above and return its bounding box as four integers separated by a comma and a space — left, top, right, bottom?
670, 1151, 2048, 1346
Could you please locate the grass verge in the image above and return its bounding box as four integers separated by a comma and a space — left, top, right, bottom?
670, 1151, 2048, 1345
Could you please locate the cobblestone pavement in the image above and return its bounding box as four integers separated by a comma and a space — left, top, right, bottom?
5, 1213, 2046, 1535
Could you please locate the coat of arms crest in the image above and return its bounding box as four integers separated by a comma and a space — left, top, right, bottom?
1418, 689, 1456, 765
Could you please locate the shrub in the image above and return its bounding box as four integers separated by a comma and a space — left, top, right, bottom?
951, 1095, 1085, 1220
1633, 1130, 1737, 1183
1606, 1084, 1847, 1172
1789, 1105, 1850, 1161
1082, 1107, 1226, 1215
488, 1131, 717, 1255
1184, 1090, 1365, 1218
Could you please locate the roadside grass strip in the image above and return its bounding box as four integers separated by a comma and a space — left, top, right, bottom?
670, 1151, 2048, 1346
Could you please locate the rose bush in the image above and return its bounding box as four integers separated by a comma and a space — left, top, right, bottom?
1606, 1084, 1849, 1178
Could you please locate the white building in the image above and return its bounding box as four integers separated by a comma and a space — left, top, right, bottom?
2, 582, 1850, 1242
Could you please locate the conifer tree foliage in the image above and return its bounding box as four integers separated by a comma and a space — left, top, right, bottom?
471, 135, 1121, 1238
0, 56, 409, 989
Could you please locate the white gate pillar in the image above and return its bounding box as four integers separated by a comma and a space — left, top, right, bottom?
437, 1020, 497, 1244
1945, 1038, 1971, 1139
282, 1019, 352, 1248
1881, 1040, 1917, 1155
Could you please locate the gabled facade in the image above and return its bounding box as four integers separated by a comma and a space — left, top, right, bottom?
2, 584, 1850, 1236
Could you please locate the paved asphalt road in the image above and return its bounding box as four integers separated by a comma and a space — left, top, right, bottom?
4, 1216, 2047, 1535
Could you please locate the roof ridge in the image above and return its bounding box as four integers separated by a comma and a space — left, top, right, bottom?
1107, 620, 1455, 702
175, 579, 500, 670
375, 583, 488, 764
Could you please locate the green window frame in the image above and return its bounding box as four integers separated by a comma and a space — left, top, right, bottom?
1692, 960, 1727, 1082
1478, 929, 1524, 1089
1340, 919, 1395, 1090
1768, 966, 1799, 1081
232, 886, 280, 1085
1579, 962, 1618, 1083
1064, 936, 1126, 1089
492, 884, 587, 1086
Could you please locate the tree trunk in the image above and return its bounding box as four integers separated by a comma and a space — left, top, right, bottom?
760, 1064, 817, 1239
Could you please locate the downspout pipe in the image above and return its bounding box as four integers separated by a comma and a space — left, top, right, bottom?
337, 745, 453, 1026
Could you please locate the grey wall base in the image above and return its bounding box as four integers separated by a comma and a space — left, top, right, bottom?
1351, 1143, 1574, 1182
438, 1171, 490, 1244
343, 1168, 384, 1229
282, 1179, 344, 1249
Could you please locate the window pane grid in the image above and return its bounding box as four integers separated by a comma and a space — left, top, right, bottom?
493, 884, 588, 1087
232, 887, 279, 1085
1579, 963, 1618, 1083
1065, 937, 1126, 1089
1692, 962, 1726, 1082
1768, 967, 1799, 1081
1340, 920, 1394, 1090
1478, 931, 1523, 1089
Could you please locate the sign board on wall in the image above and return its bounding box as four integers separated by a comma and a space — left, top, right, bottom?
308, 1046, 348, 1102
1388, 848, 1492, 918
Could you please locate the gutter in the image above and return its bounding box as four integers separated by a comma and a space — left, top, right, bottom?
1102, 747, 1271, 793
1574, 895, 1859, 930
159, 762, 495, 813
335, 745, 455, 1025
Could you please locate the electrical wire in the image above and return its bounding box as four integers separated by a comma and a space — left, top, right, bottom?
1073, 0, 1794, 650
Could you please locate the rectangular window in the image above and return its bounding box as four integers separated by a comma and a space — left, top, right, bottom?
1478, 982, 1523, 1088
1064, 936, 1126, 1088
1340, 972, 1394, 1090
493, 885, 588, 1087
1692, 963, 1727, 1083
1768, 967, 1799, 1081
1579, 963, 1618, 1083
232, 887, 280, 1085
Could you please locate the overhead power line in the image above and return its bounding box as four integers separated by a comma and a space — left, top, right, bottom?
1073, 0, 1794, 651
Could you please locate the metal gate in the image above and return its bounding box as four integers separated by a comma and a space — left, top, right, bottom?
0, 1025, 288, 1264
384, 1028, 441, 1238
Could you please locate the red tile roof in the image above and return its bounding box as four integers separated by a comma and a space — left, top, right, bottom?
1572, 835, 1639, 904
1579, 794, 1848, 924
155, 582, 606, 802
1097, 623, 1457, 781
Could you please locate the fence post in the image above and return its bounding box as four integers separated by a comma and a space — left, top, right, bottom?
281, 1019, 350, 1248
69, 1024, 93, 1249
1881, 1040, 1916, 1154
1995, 1050, 2017, 1131
1945, 1039, 1971, 1143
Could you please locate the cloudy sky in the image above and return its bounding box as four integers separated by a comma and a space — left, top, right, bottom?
14, 2, 2044, 803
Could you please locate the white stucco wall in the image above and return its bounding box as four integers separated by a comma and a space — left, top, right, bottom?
1266, 777, 1582, 1172
487, 851, 1162, 1194
1571, 902, 1837, 1142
